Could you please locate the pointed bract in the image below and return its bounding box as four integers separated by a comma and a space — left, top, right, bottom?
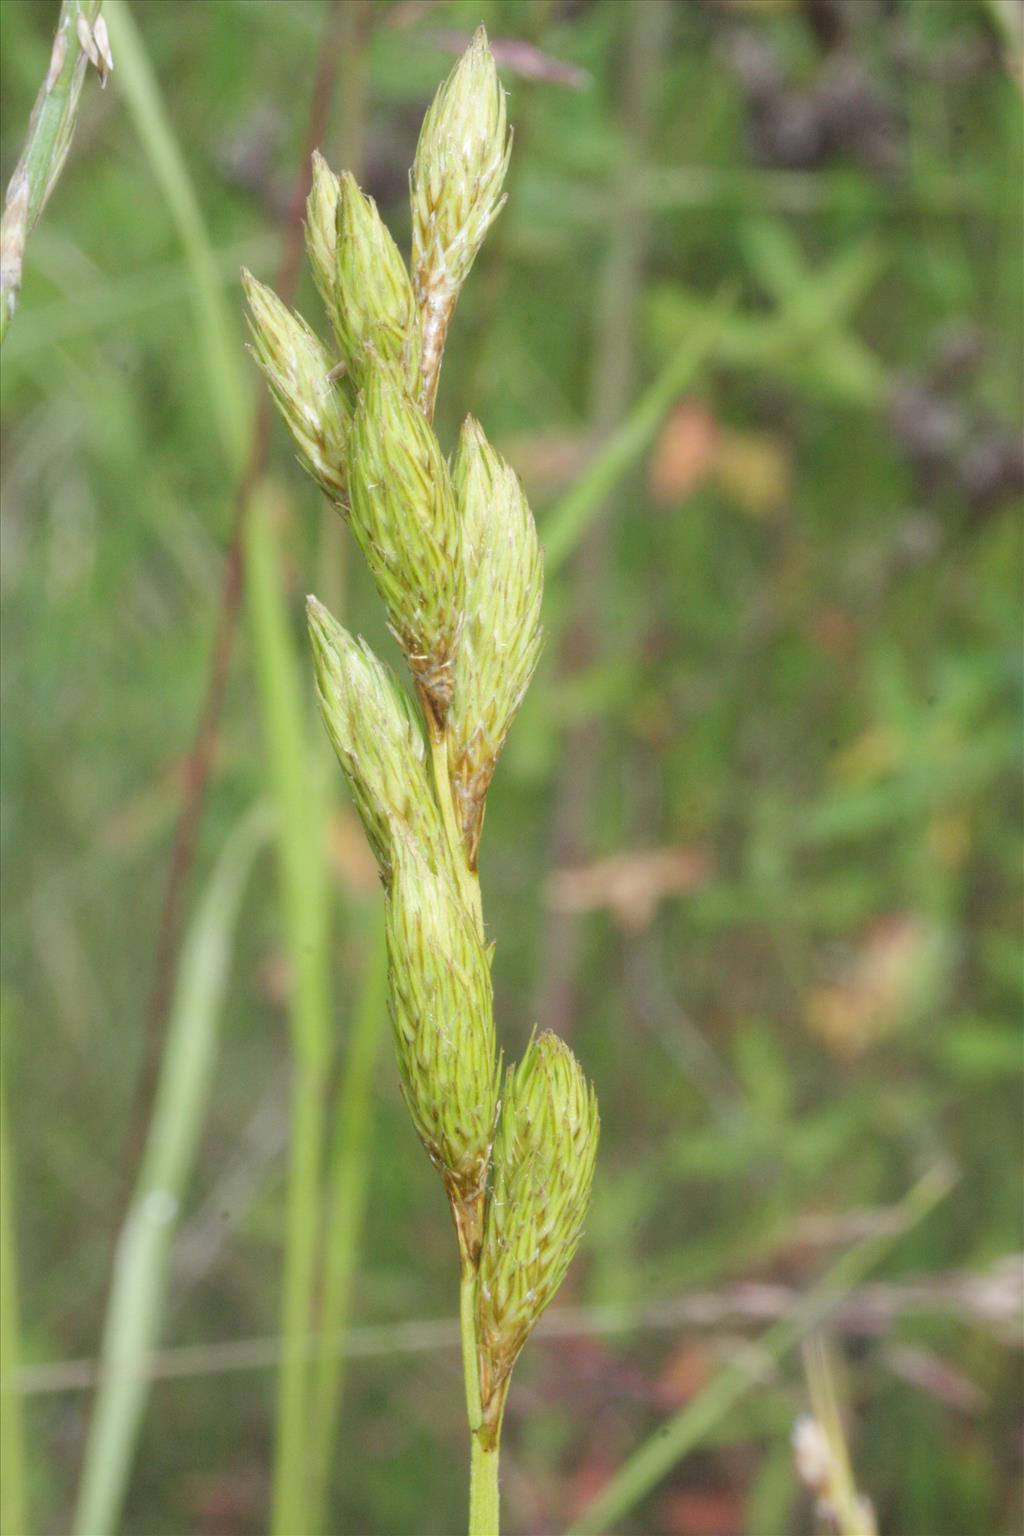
477, 1032, 599, 1405
305, 151, 345, 348
242, 269, 349, 504
306, 596, 443, 880
386, 836, 500, 1209
348, 360, 463, 716
449, 418, 543, 865
335, 171, 420, 389
410, 26, 511, 413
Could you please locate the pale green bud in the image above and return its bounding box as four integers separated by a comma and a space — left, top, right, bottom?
348, 360, 463, 717
411, 26, 511, 413
242, 268, 349, 504
306, 596, 443, 880
386, 835, 500, 1212
335, 171, 420, 389
305, 150, 345, 348
477, 1031, 599, 1402
449, 418, 543, 867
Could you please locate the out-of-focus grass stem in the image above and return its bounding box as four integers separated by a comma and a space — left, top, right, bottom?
71, 810, 269, 1536
307, 921, 388, 1532
96, 9, 336, 1532
245, 489, 332, 1536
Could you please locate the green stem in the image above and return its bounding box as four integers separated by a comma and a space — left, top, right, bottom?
307, 921, 389, 1532
459, 1266, 484, 1431
461, 1265, 501, 1536
72, 810, 269, 1536
246, 492, 333, 1536
469, 1435, 500, 1536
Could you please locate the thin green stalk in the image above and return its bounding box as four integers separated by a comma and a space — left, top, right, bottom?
0, 1057, 28, 1536
245, 490, 332, 1536
72, 809, 269, 1536
425, 684, 495, 1532
106, 12, 335, 1529
469, 1436, 500, 1536
0, 0, 103, 346
307, 921, 389, 1533
102, 0, 248, 469
462, 1263, 499, 1536
541, 292, 732, 576
565, 1162, 955, 1536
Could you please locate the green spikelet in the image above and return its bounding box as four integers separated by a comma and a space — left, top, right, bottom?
449, 418, 544, 867
304, 150, 345, 350
242, 268, 349, 504
306, 596, 443, 881
410, 25, 511, 414
348, 360, 463, 717
335, 171, 420, 389
385, 835, 500, 1229
477, 1032, 599, 1421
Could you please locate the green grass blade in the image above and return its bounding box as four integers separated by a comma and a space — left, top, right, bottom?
0, 0, 103, 346
541, 292, 733, 576
566, 1163, 955, 1536
103, 10, 336, 1528
102, 0, 249, 471
71, 808, 270, 1536
0, 1057, 28, 1536
308, 920, 389, 1533
245, 487, 332, 1536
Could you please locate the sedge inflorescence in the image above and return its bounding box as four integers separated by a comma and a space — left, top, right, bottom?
244, 25, 598, 1494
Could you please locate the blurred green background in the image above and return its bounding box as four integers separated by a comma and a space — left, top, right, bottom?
1, 1, 1022, 1533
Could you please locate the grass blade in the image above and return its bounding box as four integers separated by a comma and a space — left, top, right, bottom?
0, 0, 104, 346
104, 9, 336, 1527
72, 808, 270, 1536
245, 486, 332, 1536
566, 1162, 955, 1535
102, 0, 249, 470
308, 921, 389, 1533
541, 292, 733, 576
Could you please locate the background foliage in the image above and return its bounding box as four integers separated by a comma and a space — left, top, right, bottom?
1, 1, 1021, 1533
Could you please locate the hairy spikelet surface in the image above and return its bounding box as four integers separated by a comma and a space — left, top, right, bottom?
335, 171, 420, 390
306, 596, 443, 881
242, 269, 349, 504
348, 361, 463, 715
449, 418, 543, 865
386, 837, 500, 1205
478, 1032, 599, 1394
410, 26, 510, 410
305, 151, 345, 351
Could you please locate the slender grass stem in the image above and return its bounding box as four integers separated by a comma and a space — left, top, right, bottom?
71, 810, 269, 1536
245, 490, 332, 1536
541, 294, 731, 577
307, 922, 389, 1533
105, 13, 337, 1527
459, 1267, 484, 1431
461, 1264, 501, 1536
103, 0, 247, 469
469, 1435, 500, 1536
